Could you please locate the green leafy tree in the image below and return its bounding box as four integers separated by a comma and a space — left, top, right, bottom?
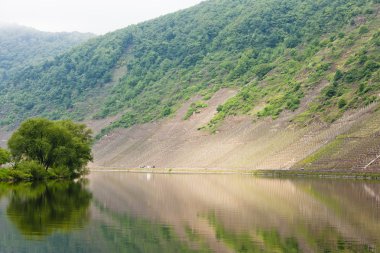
0, 148, 11, 165
8, 118, 93, 177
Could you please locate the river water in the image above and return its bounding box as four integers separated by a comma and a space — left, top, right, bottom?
0, 172, 379, 252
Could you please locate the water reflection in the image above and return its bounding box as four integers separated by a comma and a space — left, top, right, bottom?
0, 173, 379, 252
92, 201, 209, 253
88, 173, 380, 253
6, 181, 92, 239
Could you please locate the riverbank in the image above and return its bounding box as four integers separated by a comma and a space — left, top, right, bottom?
89, 167, 380, 180
0, 164, 88, 182
3, 165, 380, 181
0, 168, 62, 182
251, 170, 380, 180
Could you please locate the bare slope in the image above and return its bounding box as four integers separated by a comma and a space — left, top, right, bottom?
92, 89, 380, 170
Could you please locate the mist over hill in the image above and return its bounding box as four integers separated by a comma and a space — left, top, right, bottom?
0, 24, 94, 79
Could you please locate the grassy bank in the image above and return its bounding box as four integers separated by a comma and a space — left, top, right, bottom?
0, 161, 88, 182
0, 168, 67, 182
0, 168, 87, 182
251, 170, 380, 180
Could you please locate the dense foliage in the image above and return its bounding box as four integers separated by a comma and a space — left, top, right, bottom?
0, 29, 125, 127
0, 148, 10, 165
8, 118, 93, 178
0, 24, 93, 79
0, 0, 379, 134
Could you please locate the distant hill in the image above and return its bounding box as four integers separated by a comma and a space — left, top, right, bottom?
1, 0, 380, 170
0, 24, 94, 79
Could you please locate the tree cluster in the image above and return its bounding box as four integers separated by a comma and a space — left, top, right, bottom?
3, 118, 93, 180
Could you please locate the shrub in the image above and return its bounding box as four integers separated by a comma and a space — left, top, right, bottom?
334, 70, 343, 81
183, 101, 208, 120
49, 166, 72, 179
8, 169, 32, 182
359, 26, 369, 34
338, 98, 347, 108
15, 160, 47, 180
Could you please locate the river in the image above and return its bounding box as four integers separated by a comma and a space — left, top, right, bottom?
0, 172, 379, 252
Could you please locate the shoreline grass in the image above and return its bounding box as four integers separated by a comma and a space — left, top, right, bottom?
0, 168, 69, 182
0, 165, 88, 182
251, 170, 380, 180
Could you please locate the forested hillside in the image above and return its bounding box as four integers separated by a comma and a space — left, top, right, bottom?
0, 24, 94, 80
1, 0, 379, 139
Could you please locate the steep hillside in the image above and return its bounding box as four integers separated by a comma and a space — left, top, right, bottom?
1, 0, 377, 128
92, 89, 378, 170
0, 24, 94, 79
2, 0, 380, 170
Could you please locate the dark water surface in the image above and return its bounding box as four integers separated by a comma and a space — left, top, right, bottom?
0, 172, 379, 252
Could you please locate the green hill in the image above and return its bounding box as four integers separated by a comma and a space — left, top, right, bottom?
1, 0, 377, 127
0, 25, 94, 80
1, 0, 380, 170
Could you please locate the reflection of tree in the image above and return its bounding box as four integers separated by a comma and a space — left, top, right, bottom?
6, 181, 92, 239
0, 183, 11, 200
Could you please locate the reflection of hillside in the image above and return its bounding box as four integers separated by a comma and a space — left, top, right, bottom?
206, 211, 300, 253
89, 172, 380, 252
206, 210, 375, 253
91, 201, 211, 253
6, 181, 92, 239
298, 180, 380, 245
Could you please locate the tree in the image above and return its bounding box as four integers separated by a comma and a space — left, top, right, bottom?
0, 147, 11, 165
8, 118, 93, 177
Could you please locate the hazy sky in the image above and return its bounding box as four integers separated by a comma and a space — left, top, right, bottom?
0, 0, 204, 34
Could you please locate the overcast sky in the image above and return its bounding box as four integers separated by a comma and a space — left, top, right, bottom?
0, 0, 204, 34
